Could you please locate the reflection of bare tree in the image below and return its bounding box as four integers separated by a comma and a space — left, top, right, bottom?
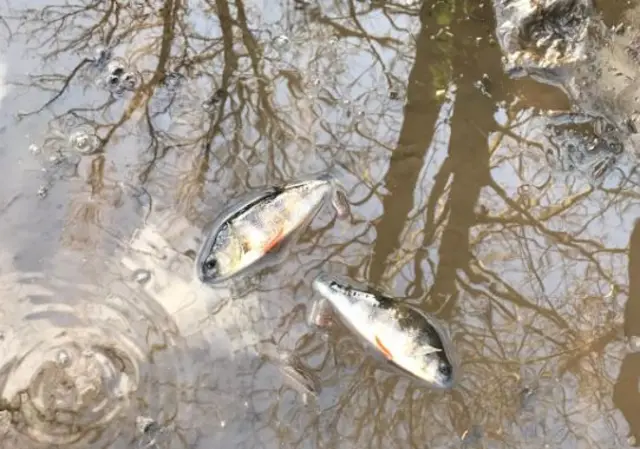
614, 218, 640, 445
425, 89, 492, 316
4, 0, 640, 448
368, 5, 448, 285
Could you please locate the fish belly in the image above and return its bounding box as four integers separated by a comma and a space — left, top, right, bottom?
351, 311, 410, 362
335, 302, 381, 348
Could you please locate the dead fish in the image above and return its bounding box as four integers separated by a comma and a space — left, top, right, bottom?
311, 273, 456, 389
196, 175, 349, 284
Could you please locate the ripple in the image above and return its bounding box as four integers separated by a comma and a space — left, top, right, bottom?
0, 272, 186, 448
68, 125, 101, 155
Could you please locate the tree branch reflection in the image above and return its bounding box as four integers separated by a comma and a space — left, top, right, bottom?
3, 0, 640, 447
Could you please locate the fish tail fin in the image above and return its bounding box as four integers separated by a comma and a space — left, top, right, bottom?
314, 169, 350, 219
331, 188, 350, 219
308, 298, 334, 329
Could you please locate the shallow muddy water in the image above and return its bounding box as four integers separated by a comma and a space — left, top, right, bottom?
1, 0, 640, 448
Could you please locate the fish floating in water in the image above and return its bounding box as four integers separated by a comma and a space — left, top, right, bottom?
310, 273, 456, 389
196, 175, 349, 284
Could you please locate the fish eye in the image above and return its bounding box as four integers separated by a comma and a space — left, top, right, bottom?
203, 258, 218, 273
438, 361, 452, 378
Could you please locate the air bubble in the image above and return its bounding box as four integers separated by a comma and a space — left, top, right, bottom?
37, 185, 48, 199
132, 269, 151, 285
628, 336, 640, 352
273, 35, 290, 50
69, 127, 101, 155
107, 60, 126, 77
107, 75, 120, 87
136, 416, 157, 434
56, 350, 71, 367
120, 71, 141, 91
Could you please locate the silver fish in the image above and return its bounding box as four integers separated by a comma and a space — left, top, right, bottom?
196, 175, 349, 284
311, 273, 455, 389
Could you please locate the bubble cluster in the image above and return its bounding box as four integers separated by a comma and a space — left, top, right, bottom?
96, 58, 141, 95
544, 124, 619, 183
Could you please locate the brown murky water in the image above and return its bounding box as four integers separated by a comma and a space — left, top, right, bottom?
1, 0, 640, 448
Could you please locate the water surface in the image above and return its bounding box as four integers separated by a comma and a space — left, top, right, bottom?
1, 0, 640, 448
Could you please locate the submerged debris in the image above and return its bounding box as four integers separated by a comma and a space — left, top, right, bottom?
202, 88, 227, 112
132, 269, 151, 285
37, 185, 48, 199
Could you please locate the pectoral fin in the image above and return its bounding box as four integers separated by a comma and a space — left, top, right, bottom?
241, 225, 284, 254
375, 335, 393, 360
308, 298, 334, 329
263, 227, 285, 252
415, 345, 443, 356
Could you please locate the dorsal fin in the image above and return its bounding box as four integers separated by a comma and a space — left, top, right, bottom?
328, 280, 395, 309
414, 344, 443, 356
230, 186, 284, 220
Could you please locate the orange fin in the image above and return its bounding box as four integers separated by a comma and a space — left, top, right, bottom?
375, 336, 393, 360
263, 227, 285, 252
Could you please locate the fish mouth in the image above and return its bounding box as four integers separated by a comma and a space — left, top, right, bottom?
194, 255, 211, 284
196, 267, 235, 285
194, 242, 228, 284
431, 361, 456, 390
195, 266, 206, 283
195, 254, 238, 284
196, 267, 215, 283
432, 373, 455, 390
